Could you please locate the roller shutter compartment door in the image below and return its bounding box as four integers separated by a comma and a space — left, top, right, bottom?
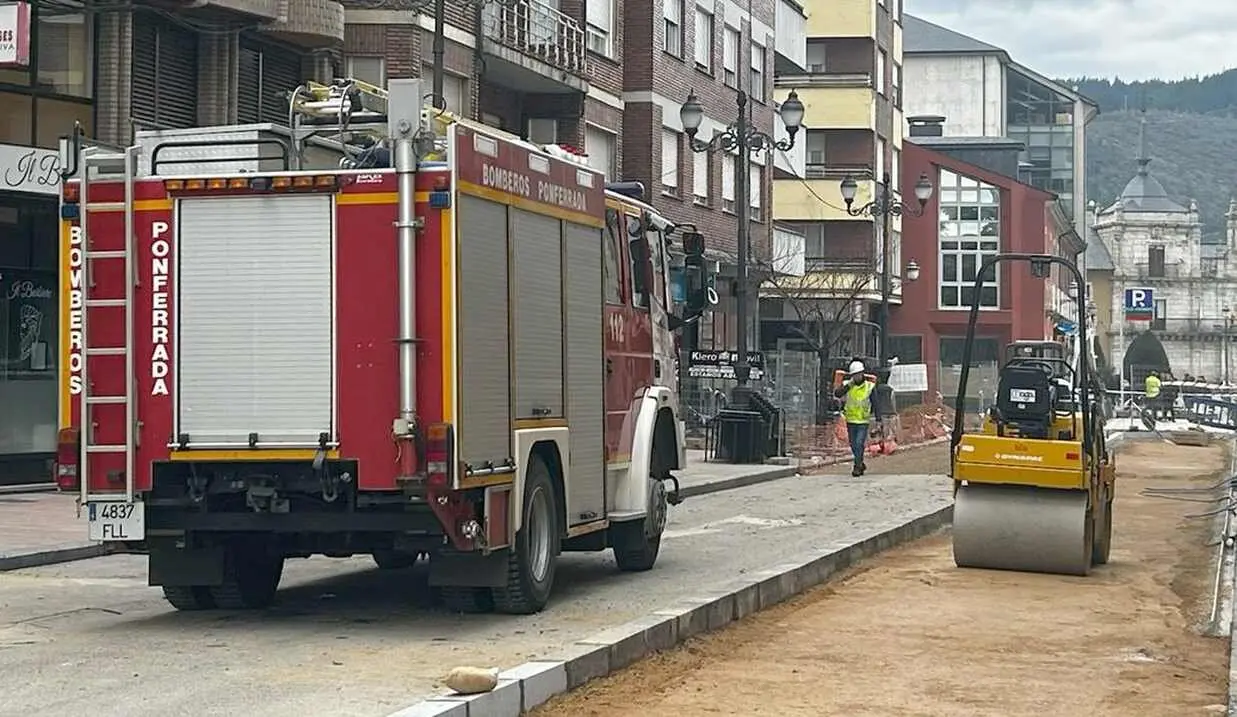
175, 194, 335, 447
131, 15, 199, 129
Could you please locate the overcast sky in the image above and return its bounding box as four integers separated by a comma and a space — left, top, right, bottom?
906, 0, 1237, 81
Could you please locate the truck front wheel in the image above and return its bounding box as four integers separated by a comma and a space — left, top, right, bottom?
492, 455, 560, 614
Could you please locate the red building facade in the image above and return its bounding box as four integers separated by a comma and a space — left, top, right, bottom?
887, 141, 1055, 407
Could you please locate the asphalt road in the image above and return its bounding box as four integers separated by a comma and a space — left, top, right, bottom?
0, 473, 950, 717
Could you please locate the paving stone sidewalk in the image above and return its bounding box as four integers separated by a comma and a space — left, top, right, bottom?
0, 455, 803, 571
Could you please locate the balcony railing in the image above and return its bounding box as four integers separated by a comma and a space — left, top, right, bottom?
804, 163, 872, 180
775, 72, 872, 89
1130, 262, 1186, 279
1134, 317, 1235, 334
805, 257, 873, 272
482, 0, 586, 76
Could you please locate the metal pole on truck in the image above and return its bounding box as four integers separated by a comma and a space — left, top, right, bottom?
389, 80, 428, 477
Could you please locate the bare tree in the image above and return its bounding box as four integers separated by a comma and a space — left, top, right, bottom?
756, 249, 880, 423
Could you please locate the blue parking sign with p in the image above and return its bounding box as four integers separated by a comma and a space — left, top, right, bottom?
1124, 287, 1154, 319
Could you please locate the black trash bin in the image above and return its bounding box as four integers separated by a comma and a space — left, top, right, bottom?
711, 409, 766, 464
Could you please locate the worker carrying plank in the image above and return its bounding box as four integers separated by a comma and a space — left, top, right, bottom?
834, 360, 875, 477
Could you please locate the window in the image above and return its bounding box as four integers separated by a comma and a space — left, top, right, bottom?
347, 57, 386, 87
750, 43, 766, 102
603, 209, 624, 304
723, 25, 739, 87
892, 0, 902, 21
694, 8, 713, 71
805, 41, 825, 73
418, 65, 468, 114
0, 198, 59, 457
661, 129, 680, 194
892, 63, 902, 107
37, 6, 92, 97
664, 0, 683, 57
1148, 245, 1165, 277
749, 162, 762, 220
626, 214, 650, 309
892, 147, 901, 188
585, 125, 617, 181
693, 147, 709, 203
527, 118, 557, 144
587, 0, 615, 57
804, 224, 826, 259
877, 50, 887, 96
938, 168, 1001, 309
805, 131, 826, 174
1152, 299, 1166, 331
722, 153, 736, 212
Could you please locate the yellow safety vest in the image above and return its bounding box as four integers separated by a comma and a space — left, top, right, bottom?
1145, 375, 1161, 399
843, 381, 874, 424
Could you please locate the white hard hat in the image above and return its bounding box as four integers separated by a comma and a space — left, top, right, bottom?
848, 360, 865, 375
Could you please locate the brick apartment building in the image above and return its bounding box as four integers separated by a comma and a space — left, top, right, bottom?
762, 0, 908, 362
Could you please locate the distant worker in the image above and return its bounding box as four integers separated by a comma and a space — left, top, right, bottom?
1162, 371, 1178, 420
834, 360, 874, 477
1144, 370, 1162, 419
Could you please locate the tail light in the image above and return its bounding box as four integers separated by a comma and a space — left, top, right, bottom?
425, 423, 455, 488
55, 427, 80, 491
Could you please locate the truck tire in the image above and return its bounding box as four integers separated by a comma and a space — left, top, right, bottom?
210, 550, 284, 610
161, 585, 216, 611
611, 473, 668, 572
492, 455, 560, 615
372, 549, 419, 570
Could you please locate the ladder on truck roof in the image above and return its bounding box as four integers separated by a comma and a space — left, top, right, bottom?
74, 142, 140, 505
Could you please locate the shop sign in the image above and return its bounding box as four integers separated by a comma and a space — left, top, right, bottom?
0, 2, 31, 68
0, 143, 61, 196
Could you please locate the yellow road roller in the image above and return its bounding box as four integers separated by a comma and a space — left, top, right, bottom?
949, 254, 1116, 576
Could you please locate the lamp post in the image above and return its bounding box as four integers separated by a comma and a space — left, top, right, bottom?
839, 172, 934, 368
1224, 307, 1233, 384
679, 88, 805, 407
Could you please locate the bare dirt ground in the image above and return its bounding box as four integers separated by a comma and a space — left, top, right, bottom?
535, 439, 1232, 717
816, 440, 951, 475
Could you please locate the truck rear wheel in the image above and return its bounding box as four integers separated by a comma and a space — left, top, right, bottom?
492, 455, 560, 615
372, 549, 420, 570
161, 585, 215, 611
209, 549, 285, 610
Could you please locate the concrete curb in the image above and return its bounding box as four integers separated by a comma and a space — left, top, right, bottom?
682, 434, 950, 499
678, 465, 800, 499
387, 504, 953, 717
0, 542, 108, 572
0, 483, 59, 495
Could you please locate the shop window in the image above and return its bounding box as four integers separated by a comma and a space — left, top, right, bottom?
37, 7, 92, 97
0, 92, 33, 145
35, 97, 91, 149
0, 197, 59, 455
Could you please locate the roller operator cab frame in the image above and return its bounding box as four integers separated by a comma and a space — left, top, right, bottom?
948, 253, 1117, 577
54, 84, 714, 613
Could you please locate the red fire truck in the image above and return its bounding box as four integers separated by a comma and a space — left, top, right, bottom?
55, 79, 712, 613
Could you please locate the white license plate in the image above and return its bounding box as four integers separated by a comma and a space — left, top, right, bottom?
87, 501, 145, 541
1009, 388, 1037, 403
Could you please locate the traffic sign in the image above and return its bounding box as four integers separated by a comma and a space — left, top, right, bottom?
1124, 287, 1153, 320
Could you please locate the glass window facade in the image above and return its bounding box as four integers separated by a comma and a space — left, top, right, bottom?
938, 169, 1000, 309
1005, 69, 1075, 216
0, 195, 59, 458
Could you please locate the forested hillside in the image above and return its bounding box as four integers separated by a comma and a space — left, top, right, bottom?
1067, 72, 1237, 240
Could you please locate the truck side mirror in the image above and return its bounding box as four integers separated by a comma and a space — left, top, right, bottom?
669, 230, 711, 331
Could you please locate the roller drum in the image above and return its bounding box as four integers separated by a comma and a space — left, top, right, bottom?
953, 483, 1093, 576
